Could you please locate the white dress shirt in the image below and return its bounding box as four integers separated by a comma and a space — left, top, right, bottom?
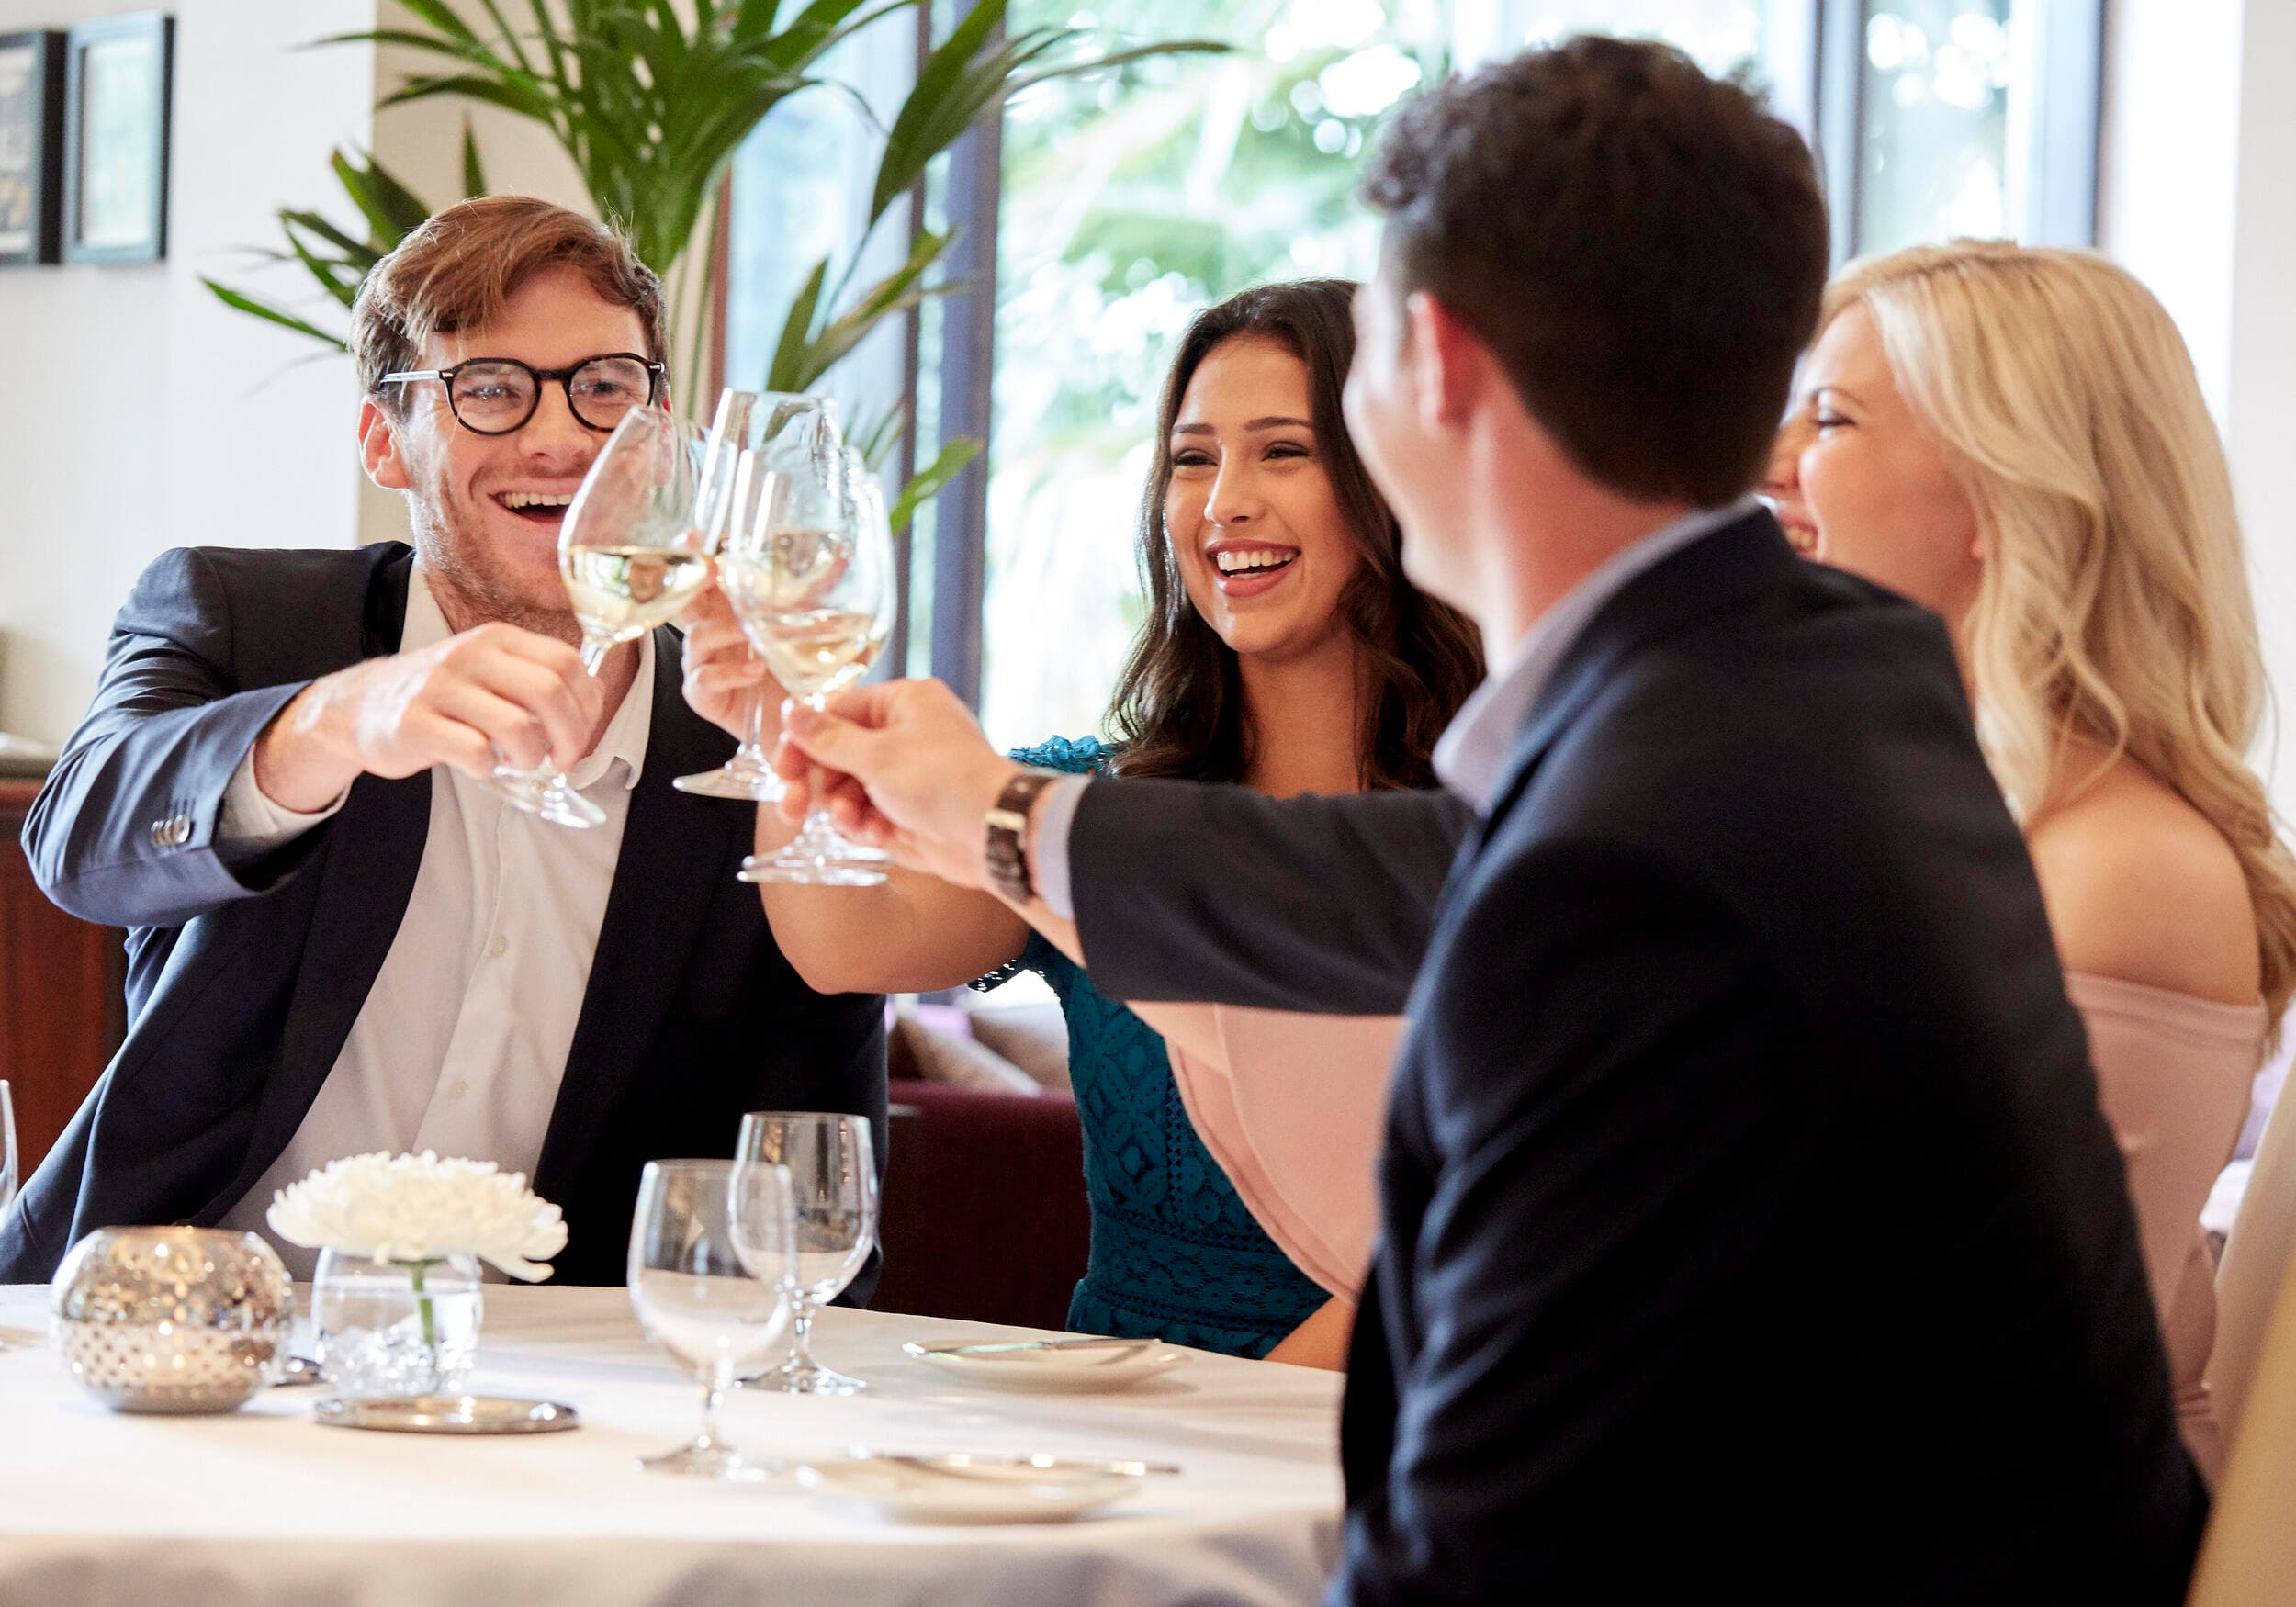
217, 568, 654, 1274
1029, 499, 1757, 917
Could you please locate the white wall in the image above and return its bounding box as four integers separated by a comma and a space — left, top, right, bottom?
0, 0, 377, 742
351, 0, 595, 549
2099, 0, 2296, 805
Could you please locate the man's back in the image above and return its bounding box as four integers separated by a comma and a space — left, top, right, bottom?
1340, 518, 2204, 1601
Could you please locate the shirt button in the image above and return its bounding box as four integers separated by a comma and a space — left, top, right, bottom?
448, 1079, 469, 1100
489, 935, 509, 958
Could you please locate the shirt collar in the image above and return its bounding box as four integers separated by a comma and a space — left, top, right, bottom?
404, 563, 652, 794
1432, 497, 1760, 814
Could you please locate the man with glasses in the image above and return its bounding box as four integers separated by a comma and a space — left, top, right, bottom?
3, 196, 886, 1287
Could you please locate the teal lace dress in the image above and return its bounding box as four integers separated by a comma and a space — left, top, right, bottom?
977, 736, 1329, 1358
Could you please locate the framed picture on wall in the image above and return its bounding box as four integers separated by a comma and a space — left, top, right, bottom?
62, 12, 172, 265
0, 31, 64, 266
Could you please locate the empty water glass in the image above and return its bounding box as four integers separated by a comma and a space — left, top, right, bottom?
737, 1112, 877, 1394
627, 1159, 796, 1478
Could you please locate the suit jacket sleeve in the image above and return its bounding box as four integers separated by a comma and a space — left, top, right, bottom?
22, 547, 323, 928
1068, 779, 1471, 1014
1338, 840, 1818, 1603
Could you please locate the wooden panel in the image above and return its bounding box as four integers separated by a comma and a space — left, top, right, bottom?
0, 778, 124, 1177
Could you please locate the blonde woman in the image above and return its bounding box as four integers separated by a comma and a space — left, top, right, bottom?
1770, 241, 2296, 1481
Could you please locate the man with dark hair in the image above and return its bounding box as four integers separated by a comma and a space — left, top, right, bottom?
4, 197, 885, 1287
762, 38, 2204, 1601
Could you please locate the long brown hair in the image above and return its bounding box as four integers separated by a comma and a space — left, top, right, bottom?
1106, 279, 1484, 788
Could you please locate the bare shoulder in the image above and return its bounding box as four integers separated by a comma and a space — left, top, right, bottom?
2025, 758, 2261, 1006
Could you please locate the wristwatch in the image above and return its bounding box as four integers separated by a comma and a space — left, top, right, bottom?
985, 769, 1061, 905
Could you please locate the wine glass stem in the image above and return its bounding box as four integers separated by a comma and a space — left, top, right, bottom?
790, 1301, 817, 1368
798, 693, 835, 835
696, 1381, 725, 1451
579, 640, 609, 677
736, 673, 769, 761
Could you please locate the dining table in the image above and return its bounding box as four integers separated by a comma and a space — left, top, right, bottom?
0, 1282, 1344, 1606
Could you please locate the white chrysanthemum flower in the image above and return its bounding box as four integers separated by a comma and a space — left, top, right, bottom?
266, 1152, 568, 1281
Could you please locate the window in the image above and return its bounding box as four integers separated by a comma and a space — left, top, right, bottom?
724, 0, 2101, 744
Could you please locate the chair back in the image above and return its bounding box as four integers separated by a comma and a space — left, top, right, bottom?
2189, 1230, 2296, 1605
2212, 1087, 2296, 1434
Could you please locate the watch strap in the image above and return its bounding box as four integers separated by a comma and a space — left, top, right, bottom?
985, 769, 1061, 905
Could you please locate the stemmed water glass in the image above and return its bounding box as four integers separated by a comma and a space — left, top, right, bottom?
737, 1112, 878, 1395
0, 1083, 12, 1350
490, 405, 709, 827
673, 388, 842, 800
722, 446, 895, 885
626, 1158, 796, 1479
0, 1081, 14, 1218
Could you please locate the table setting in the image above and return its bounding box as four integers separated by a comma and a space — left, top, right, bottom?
0, 1098, 1345, 1606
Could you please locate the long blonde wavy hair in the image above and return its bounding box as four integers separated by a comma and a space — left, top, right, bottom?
1821, 240, 2296, 1022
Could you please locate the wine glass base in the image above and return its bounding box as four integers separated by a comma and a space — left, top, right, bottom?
636, 1442, 780, 1479
672, 763, 787, 802
737, 855, 887, 886
771, 1357, 868, 1396
487, 765, 605, 829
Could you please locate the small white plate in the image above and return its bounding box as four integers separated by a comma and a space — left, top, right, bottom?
903, 1338, 1191, 1392
795, 1453, 1145, 1523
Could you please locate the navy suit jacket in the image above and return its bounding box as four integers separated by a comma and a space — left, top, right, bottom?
3, 543, 886, 1289
1073, 513, 2205, 1602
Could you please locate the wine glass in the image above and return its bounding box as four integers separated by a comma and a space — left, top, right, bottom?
673, 388, 842, 800
490, 405, 708, 828
737, 1112, 877, 1395
626, 1158, 796, 1479
724, 447, 895, 886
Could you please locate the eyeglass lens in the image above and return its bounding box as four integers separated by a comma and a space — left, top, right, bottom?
448, 357, 655, 433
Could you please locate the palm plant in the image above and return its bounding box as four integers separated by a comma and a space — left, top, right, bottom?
206, 0, 1219, 530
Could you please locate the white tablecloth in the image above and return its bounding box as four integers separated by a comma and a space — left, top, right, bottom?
0, 1284, 1342, 1607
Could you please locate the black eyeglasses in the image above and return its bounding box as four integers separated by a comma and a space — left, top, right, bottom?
377, 353, 667, 435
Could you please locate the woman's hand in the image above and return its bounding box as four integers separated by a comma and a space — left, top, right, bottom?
678, 574, 785, 741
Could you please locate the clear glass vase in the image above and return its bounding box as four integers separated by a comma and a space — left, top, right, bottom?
311, 1250, 483, 1398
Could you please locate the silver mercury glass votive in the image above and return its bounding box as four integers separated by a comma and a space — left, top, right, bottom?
51, 1226, 292, 1413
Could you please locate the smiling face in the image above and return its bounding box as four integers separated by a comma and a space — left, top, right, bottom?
1794, 302, 1983, 625
360, 264, 654, 638
1165, 334, 1364, 665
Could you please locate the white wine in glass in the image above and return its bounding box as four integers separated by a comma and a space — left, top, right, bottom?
750, 607, 883, 694
561, 546, 713, 641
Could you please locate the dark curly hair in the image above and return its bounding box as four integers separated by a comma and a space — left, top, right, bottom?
1106, 279, 1485, 790
1362, 36, 1829, 505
